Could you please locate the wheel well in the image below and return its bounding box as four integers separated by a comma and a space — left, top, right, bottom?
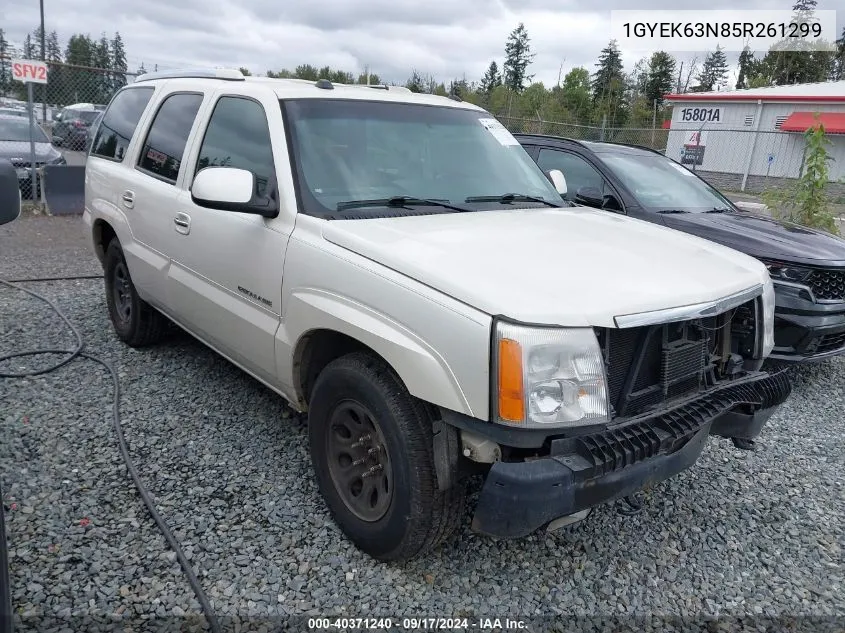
295, 329, 382, 408
92, 220, 117, 265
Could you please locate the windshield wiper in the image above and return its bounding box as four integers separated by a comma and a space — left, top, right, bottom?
336, 196, 472, 213
705, 207, 732, 213
655, 209, 690, 214
464, 193, 564, 208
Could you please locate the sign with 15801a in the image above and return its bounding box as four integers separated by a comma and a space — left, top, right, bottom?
11, 59, 49, 84
678, 106, 722, 123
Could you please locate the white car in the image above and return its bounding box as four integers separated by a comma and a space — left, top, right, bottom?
82, 68, 791, 561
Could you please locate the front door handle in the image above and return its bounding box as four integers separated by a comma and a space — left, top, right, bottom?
121, 190, 135, 209
174, 212, 191, 235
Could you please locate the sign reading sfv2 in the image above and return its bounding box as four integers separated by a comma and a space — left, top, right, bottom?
11, 59, 49, 84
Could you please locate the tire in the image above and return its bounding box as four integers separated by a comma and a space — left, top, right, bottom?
103, 240, 169, 347
308, 352, 465, 561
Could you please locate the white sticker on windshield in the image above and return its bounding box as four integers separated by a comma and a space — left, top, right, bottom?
479, 117, 519, 146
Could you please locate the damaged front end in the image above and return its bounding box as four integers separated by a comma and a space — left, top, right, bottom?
456, 283, 792, 539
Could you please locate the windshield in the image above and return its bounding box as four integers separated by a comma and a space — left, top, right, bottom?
0, 117, 49, 142
283, 99, 562, 217
596, 152, 734, 213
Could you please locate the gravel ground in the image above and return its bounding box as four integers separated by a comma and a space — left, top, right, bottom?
1, 215, 844, 632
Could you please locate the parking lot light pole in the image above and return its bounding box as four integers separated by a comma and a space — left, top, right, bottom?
40, 0, 47, 122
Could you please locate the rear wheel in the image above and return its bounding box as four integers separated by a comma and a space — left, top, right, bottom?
308, 352, 465, 561
104, 240, 169, 347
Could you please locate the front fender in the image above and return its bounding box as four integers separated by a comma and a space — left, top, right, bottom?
279, 287, 473, 416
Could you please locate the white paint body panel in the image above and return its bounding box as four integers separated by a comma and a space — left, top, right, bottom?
83, 73, 771, 424
320, 207, 770, 328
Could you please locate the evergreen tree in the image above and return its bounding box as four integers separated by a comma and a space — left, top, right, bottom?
45, 31, 62, 61
736, 46, 755, 89
692, 46, 728, 92
834, 27, 845, 80
643, 51, 676, 106
479, 61, 501, 100
591, 40, 628, 124
591, 40, 624, 102
110, 32, 127, 88
502, 23, 534, 93
0, 30, 10, 98
758, 0, 834, 85
294, 64, 319, 80
405, 69, 424, 93
22, 34, 35, 58
93, 33, 112, 101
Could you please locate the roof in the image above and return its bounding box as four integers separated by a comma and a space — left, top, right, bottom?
513, 133, 657, 155
665, 80, 845, 103
780, 111, 845, 134
132, 67, 480, 110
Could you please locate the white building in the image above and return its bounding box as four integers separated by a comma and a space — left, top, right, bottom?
664, 81, 845, 194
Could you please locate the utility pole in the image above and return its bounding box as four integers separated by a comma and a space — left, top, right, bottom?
676, 61, 683, 94
40, 0, 46, 122
556, 58, 565, 88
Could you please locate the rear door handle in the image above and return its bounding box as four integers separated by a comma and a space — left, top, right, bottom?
121, 190, 135, 209
174, 212, 191, 235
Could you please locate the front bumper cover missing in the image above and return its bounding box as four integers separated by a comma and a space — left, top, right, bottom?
470, 370, 792, 539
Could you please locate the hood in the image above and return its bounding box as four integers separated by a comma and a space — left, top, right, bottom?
321, 207, 770, 328
0, 140, 61, 163
660, 211, 845, 266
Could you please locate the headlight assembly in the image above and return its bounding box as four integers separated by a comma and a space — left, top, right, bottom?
492, 319, 610, 428
763, 260, 810, 284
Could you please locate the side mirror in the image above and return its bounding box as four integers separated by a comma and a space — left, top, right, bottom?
0, 160, 22, 226
574, 186, 604, 208
545, 169, 567, 196
191, 166, 278, 218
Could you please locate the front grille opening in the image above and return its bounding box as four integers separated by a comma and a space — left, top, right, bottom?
600, 299, 759, 419
815, 332, 845, 355
806, 269, 845, 302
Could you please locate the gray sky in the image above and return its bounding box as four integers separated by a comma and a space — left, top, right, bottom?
2, 0, 843, 87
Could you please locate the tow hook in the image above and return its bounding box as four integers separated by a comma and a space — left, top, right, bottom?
731, 437, 756, 450
617, 493, 644, 516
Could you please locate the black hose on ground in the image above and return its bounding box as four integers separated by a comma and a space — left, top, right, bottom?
0, 278, 222, 633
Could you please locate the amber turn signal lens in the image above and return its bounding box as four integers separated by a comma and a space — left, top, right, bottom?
498, 338, 524, 422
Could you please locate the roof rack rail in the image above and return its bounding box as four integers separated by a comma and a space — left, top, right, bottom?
133, 68, 245, 83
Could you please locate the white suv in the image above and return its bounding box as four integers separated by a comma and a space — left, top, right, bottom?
83, 68, 791, 561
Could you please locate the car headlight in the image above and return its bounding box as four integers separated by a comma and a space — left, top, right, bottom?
761, 278, 776, 358
763, 260, 810, 284
492, 319, 609, 428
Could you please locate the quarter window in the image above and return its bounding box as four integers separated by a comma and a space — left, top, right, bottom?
195, 97, 275, 198
137, 93, 204, 183
91, 87, 154, 161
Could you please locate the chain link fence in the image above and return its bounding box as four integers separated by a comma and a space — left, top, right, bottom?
1, 61, 137, 201
4, 68, 844, 205
497, 116, 671, 151
498, 117, 845, 200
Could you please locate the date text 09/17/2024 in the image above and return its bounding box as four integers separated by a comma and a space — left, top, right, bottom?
307, 617, 528, 631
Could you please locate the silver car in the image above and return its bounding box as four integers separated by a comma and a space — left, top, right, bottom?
0, 114, 66, 199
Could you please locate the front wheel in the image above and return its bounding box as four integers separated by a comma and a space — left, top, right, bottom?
103, 240, 169, 347
308, 352, 465, 561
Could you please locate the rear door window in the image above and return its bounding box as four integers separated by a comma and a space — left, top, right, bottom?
91, 87, 155, 161
137, 92, 204, 183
